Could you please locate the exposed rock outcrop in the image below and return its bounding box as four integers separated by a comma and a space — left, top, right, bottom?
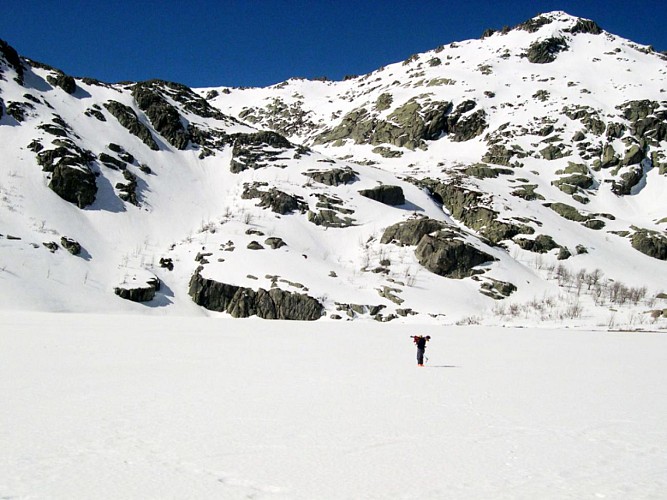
304, 167, 358, 186
104, 101, 159, 150
630, 229, 667, 260
415, 230, 496, 278
0, 39, 24, 84
413, 178, 533, 243
60, 236, 81, 255
189, 272, 324, 320
114, 275, 161, 303
358, 185, 405, 206
132, 81, 189, 149
46, 71, 76, 94
230, 131, 295, 173
381, 217, 447, 246
242, 183, 307, 214
525, 37, 569, 64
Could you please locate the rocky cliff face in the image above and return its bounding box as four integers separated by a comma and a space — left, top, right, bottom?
1, 11, 666, 323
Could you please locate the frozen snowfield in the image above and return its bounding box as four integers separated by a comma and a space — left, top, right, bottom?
1, 312, 666, 499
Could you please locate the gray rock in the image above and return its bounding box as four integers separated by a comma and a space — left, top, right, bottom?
5, 101, 34, 122
413, 178, 533, 244
46, 71, 76, 94
540, 143, 568, 160
43, 241, 58, 253
557, 247, 572, 260
116, 169, 139, 206
611, 165, 644, 195
189, 273, 324, 320
49, 162, 97, 208
132, 81, 189, 149
307, 209, 356, 228
464, 163, 513, 179
230, 131, 294, 173
99, 152, 126, 170
552, 162, 594, 194
159, 257, 174, 271
514, 234, 559, 253
315, 98, 456, 150
372, 146, 404, 158
449, 110, 488, 142
242, 184, 307, 215
479, 278, 517, 299
381, 217, 448, 246
303, 167, 358, 186
515, 15, 553, 33
546, 202, 588, 222
265, 237, 287, 249
375, 93, 393, 111
0, 39, 24, 84
103, 101, 159, 150
415, 231, 496, 278
359, 185, 405, 206
511, 184, 544, 201
630, 229, 667, 260
335, 303, 385, 318
482, 144, 526, 166
525, 37, 568, 64
114, 276, 161, 303
566, 19, 602, 35
60, 236, 81, 255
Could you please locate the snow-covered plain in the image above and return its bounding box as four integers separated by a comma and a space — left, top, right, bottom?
2, 312, 666, 499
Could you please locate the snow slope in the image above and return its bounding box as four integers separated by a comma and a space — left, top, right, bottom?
1, 312, 666, 498
0, 11, 666, 326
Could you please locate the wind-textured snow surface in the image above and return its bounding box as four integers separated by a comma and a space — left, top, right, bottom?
1, 312, 666, 499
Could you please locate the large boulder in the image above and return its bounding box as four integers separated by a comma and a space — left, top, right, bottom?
612, 165, 644, 195
381, 218, 448, 246
359, 185, 405, 206
49, 164, 97, 208
46, 71, 76, 94
514, 234, 560, 253
631, 229, 667, 260
415, 231, 496, 278
114, 274, 161, 303
189, 273, 324, 320
60, 236, 81, 255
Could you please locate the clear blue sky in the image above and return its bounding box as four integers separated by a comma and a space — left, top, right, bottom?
3, 0, 666, 88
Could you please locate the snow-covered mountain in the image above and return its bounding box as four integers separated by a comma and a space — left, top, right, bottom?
1, 11, 666, 326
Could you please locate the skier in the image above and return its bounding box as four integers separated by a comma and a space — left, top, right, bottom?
411, 335, 430, 366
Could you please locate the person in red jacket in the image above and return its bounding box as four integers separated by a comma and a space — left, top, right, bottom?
411, 335, 431, 366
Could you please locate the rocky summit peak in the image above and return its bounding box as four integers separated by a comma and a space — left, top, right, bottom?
0, 12, 666, 326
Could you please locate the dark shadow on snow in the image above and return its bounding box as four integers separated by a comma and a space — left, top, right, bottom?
76, 247, 92, 261
145, 280, 175, 308
398, 200, 424, 212
86, 173, 126, 213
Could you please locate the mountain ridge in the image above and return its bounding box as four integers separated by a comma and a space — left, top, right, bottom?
1, 11, 666, 326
